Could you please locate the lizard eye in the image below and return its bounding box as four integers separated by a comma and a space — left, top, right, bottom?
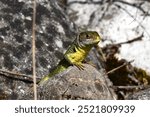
86, 34, 90, 38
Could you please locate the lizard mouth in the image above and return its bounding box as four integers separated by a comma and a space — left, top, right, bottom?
79, 38, 100, 47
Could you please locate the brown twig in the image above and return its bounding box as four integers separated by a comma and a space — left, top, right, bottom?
107, 60, 134, 74
68, 0, 104, 5
0, 69, 31, 81
0, 69, 41, 82
32, 0, 37, 100
116, 33, 143, 45
95, 45, 107, 62
112, 85, 144, 90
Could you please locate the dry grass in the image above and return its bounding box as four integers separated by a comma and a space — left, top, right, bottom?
32, 0, 37, 100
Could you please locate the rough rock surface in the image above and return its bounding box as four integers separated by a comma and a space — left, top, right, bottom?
127, 87, 150, 100
0, 0, 76, 99
19, 64, 116, 100
0, 0, 76, 77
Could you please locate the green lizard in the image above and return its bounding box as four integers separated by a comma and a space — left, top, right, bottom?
39, 31, 101, 84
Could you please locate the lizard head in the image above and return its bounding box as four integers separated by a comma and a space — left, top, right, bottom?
78, 31, 101, 47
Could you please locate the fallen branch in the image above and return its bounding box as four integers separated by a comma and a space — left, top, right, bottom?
0, 69, 40, 82
107, 60, 134, 74
116, 33, 143, 45
112, 85, 145, 90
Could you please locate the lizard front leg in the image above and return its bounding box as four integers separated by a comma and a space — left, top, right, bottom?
64, 52, 85, 70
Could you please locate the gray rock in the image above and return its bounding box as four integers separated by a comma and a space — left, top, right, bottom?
0, 0, 76, 77
127, 87, 150, 100
0, 0, 76, 99
20, 64, 116, 100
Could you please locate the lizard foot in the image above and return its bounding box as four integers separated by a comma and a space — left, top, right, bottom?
86, 61, 96, 68
74, 63, 84, 70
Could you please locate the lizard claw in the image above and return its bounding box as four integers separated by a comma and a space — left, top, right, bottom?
74, 63, 84, 70
86, 61, 96, 68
